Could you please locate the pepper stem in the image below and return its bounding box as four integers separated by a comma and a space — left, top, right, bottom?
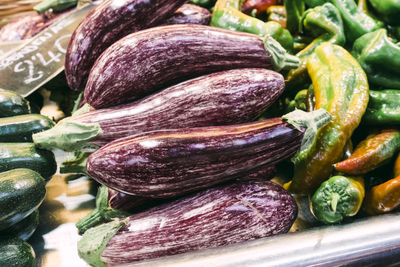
263, 35, 300, 71
330, 193, 340, 213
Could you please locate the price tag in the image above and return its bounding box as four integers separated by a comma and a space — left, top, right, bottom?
0, 3, 96, 97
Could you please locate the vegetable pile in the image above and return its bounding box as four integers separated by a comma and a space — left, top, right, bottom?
0, 89, 56, 267
1, 0, 400, 266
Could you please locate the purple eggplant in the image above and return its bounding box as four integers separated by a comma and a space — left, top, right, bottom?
77, 180, 298, 266
65, 0, 187, 92
33, 68, 284, 152
86, 109, 331, 198
76, 165, 277, 234
162, 4, 211, 26
84, 24, 299, 108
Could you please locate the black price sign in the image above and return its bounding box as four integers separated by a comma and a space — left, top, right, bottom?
0, 3, 96, 97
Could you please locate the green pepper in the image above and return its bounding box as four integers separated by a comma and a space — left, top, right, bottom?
289, 42, 369, 195
334, 129, 400, 175
369, 0, 400, 26
311, 175, 365, 224
304, 0, 325, 8
330, 0, 383, 43
286, 3, 346, 90
284, 0, 305, 34
211, 0, 294, 51
352, 29, 400, 89
363, 90, 400, 125
34, 0, 77, 14
285, 89, 308, 112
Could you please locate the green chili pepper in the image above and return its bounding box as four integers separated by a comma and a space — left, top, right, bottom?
363, 90, 400, 125
304, 0, 325, 8
211, 0, 294, 51
285, 89, 308, 112
330, 0, 383, 43
286, 3, 346, 90
352, 29, 400, 89
311, 175, 365, 224
289, 42, 369, 195
34, 0, 77, 14
369, 0, 400, 26
284, 0, 305, 34
334, 129, 400, 175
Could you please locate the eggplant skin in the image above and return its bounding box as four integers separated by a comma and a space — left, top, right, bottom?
84, 24, 273, 108
101, 180, 297, 265
86, 118, 303, 198
65, 0, 187, 92
77, 68, 284, 146
162, 4, 211, 26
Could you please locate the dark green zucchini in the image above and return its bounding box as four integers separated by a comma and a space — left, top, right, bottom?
0, 237, 35, 267
0, 143, 57, 181
0, 114, 54, 142
0, 209, 39, 241
0, 168, 46, 230
0, 90, 31, 118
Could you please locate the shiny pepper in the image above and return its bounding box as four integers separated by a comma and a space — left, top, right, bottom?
352, 29, 400, 89
334, 129, 400, 175
363, 90, 400, 125
288, 42, 369, 195
330, 0, 383, 43
364, 176, 400, 215
285, 3, 346, 90
211, 0, 294, 51
311, 175, 365, 224
369, 0, 400, 26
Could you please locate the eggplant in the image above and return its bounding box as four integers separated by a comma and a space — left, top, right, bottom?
86, 109, 331, 198
162, 4, 211, 26
33, 68, 285, 151
76, 165, 277, 234
84, 24, 299, 108
78, 180, 298, 266
65, 0, 188, 92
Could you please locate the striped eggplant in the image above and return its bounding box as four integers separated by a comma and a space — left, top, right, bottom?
76, 165, 277, 234
78, 180, 298, 266
162, 4, 211, 26
65, 0, 187, 92
86, 109, 331, 198
84, 24, 299, 108
33, 68, 285, 152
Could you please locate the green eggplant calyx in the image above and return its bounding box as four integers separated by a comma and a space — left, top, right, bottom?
78, 219, 126, 267
283, 108, 332, 164
264, 35, 300, 71
76, 186, 130, 234
32, 118, 102, 152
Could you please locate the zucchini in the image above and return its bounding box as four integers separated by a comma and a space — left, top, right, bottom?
0, 237, 35, 267
0, 168, 46, 230
0, 90, 31, 117
0, 209, 39, 240
0, 114, 54, 142
0, 143, 57, 181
